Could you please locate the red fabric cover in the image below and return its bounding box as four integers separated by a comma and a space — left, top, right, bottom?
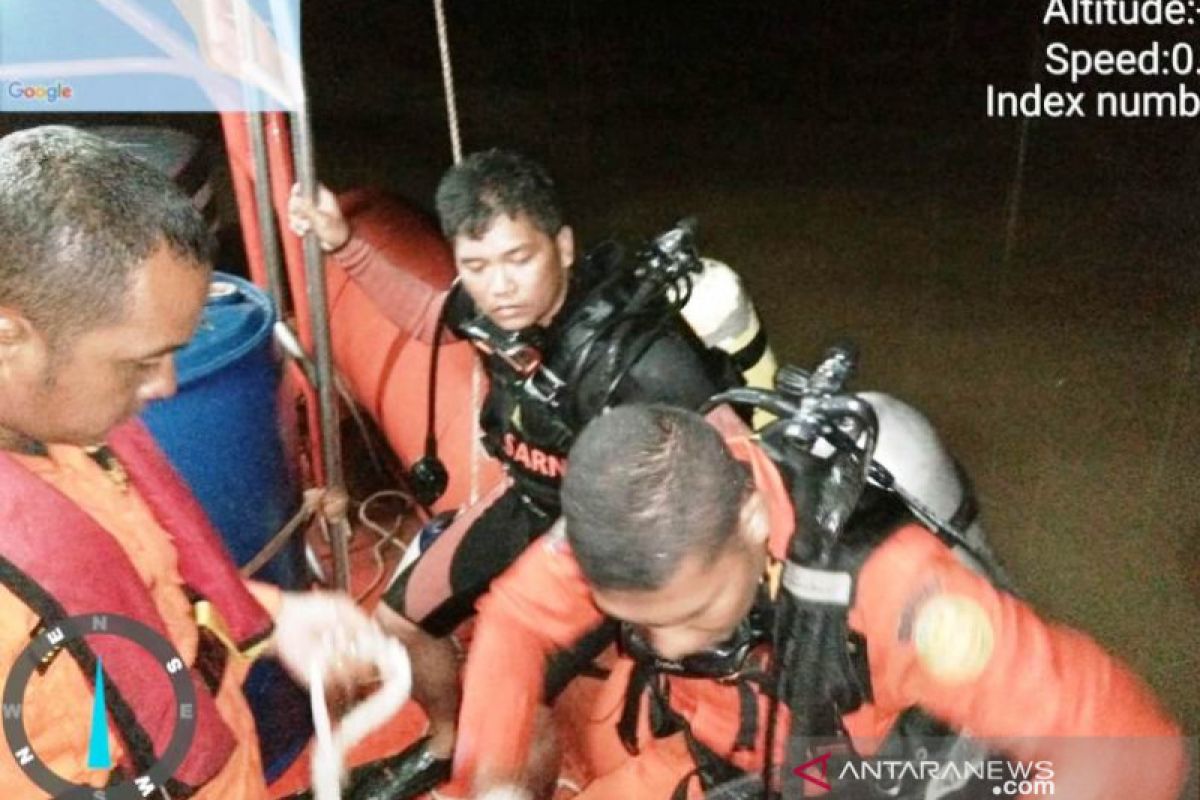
0, 419, 273, 790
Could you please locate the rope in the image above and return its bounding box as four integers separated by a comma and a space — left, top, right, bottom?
433, 0, 463, 165
432, 0, 483, 505
470, 361, 483, 505
239, 489, 323, 578
309, 626, 413, 800
353, 489, 413, 603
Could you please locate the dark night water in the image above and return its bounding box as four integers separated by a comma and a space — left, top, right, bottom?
298, 0, 1199, 731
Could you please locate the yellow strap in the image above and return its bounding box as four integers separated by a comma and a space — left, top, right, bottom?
766, 559, 783, 601
193, 601, 272, 661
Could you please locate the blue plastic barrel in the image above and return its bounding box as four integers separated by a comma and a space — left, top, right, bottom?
140, 273, 300, 584
140, 272, 311, 782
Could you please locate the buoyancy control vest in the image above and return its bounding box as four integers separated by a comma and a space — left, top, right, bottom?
617, 486, 1002, 800
618, 348, 1010, 799
407, 219, 775, 510
456, 236, 748, 513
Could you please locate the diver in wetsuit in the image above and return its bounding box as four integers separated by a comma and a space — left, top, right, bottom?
289, 149, 764, 798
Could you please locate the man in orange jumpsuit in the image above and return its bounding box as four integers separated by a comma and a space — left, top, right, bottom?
452, 403, 1188, 799
0, 125, 381, 798
288, 151, 754, 797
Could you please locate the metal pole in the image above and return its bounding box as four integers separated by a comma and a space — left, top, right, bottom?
247, 108, 320, 430
291, 113, 339, 482
230, 1, 345, 587
291, 107, 352, 591
231, 0, 289, 310
247, 112, 290, 311
260, 0, 352, 590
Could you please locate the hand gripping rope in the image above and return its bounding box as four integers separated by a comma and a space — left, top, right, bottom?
307, 627, 413, 800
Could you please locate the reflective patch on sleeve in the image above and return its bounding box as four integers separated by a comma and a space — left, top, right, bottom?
912, 593, 995, 684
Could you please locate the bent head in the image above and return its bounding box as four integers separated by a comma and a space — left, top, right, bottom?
562, 404, 770, 661
436, 149, 574, 331
0, 126, 213, 446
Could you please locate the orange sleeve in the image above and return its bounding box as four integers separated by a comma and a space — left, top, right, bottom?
850, 524, 1186, 800
244, 579, 283, 619
452, 531, 605, 789
331, 236, 451, 344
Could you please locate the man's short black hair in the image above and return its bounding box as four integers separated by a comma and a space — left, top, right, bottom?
434, 148, 563, 240
0, 125, 214, 344
562, 404, 752, 592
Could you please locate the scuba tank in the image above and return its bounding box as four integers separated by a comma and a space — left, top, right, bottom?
639, 219, 778, 403
612, 344, 1007, 800
682, 258, 777, 392
694, 344, 1011, 799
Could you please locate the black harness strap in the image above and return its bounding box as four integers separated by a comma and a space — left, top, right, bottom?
543, 618, 618, 704
619, 659, 774, 799
194, 627, 229, 696
0, 557, 160, 774
617, 661, 679, 755
670, 718, 751, 800
0, 556, 204, 798
734, 680, 759, 752
730, 327, 769, 374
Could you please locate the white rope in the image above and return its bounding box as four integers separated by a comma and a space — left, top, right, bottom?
469, 361, 483, 505
475, 789, 532, 800
432, 0, 483, 504
433, 0, 463, 166
309, 627, 413, 799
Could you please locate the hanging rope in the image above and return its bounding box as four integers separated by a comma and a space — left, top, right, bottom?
433, 0, 484, 504
1002, 18, 1044, 272
433, 0, 463, 166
